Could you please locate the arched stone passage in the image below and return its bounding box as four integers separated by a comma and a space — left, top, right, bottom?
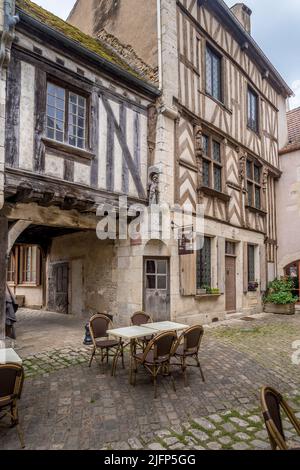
7, 220, 31, 255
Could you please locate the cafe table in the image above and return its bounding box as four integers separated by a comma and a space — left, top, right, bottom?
107, 325, 159, 383
0, 348, 23, 365
141, 321, 189, 333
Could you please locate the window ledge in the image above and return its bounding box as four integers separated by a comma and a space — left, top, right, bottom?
42, 137, 95, 161
200, 186, 231, 202
245, 205, 267, 216
195, 294, 223, 300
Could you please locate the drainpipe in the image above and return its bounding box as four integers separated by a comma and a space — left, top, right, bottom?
156, 0, 163, 91
0, 0, 19, 211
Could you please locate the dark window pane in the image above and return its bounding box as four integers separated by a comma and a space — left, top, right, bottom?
77, 139, 84, 149
255, 187, 261, 209
203, 160, 210, 187
206, 46, 222, 101
213, 141, 221, 162
157, 261, 167, 274
47, 128, 54, 139
146, 276, 156, 289
247, 160, 252, 179
146, 260, 156, 274
226, 242, 236, 255
56, 131, 64, 142
202, 135, 209, 156
248, 183, 253, 206
69, 136, 76, 146
197, 237, 211, 289
214, 166, 222, 192
206, 48, 213, 96
254, 165, 260, 184
157, 276, 167, 290
248, 88, 258, 132
248, 245, 255, 283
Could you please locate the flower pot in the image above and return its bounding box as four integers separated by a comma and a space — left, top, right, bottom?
264, 303, 296, 315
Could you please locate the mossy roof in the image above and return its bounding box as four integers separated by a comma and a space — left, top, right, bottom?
16, 0, 145, 81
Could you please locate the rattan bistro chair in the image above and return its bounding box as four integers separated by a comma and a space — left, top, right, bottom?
131, 311, 154, 351
172, 325, 205, 387
0, 364, 25, 449
88, 314, 124, 376
132, 331, 177, 399
260, 387, 300, 450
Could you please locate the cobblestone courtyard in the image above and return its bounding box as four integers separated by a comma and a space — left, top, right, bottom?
1, 309, 300, 450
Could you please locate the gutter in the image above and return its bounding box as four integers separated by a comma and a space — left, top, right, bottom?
16, 8, 160, 99
215, 0, 293, 97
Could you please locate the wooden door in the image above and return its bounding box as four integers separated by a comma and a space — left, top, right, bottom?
48, 263, 69, 314
225, 256, 236, 312
144, 258, 170, 322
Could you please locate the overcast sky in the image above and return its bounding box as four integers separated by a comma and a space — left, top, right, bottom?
33, 0, 300, 108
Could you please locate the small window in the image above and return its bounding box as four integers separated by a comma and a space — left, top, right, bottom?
46, 82, 87, 149
248, 245, 256, 284
206, 46, 222, 102
7, 252, 16, 284
7, 245, 41, 286
145, 259, 168, 291
246, 159, 262, 210
247, 87, 259, 133
226, 242, 236, 256
202, 135, 223, 192
197, 237, 212, 289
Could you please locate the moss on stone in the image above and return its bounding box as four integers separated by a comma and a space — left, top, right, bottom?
16, 0, 141, 78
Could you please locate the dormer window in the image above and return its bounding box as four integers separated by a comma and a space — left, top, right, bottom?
46, 82, 87, 149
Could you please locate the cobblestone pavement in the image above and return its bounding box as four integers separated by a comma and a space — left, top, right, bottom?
1, 310, 300, 450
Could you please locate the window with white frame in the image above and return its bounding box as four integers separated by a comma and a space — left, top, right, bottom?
46, 82, 87, 149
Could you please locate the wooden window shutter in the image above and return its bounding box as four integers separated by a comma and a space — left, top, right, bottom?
217, 237, 225, 294
180, 253, 196, 296
260, 244, 267, 292
243, 242, 248, 293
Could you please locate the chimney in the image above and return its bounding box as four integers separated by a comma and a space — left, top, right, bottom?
230, 3, 252, 34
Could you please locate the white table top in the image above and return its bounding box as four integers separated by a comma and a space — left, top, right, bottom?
107, 326, 158, 340
142, 321, 189, 332
0, 348, 23, 365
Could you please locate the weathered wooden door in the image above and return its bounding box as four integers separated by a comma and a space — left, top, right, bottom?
48, 263, 69, 314
225, 256, 236, 312
144, 258, 170, 322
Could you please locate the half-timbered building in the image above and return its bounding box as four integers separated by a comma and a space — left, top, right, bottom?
69, 0, 292, 324
0, 0, 160, 329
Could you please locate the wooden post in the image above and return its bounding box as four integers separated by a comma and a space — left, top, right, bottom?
0, 214, 8, 342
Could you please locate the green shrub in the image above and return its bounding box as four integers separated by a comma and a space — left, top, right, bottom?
264, 277, 298, 305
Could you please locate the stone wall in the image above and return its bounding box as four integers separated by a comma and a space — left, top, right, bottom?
277, 149, 300, 273
68, 0, 158, 68
49, 232, 118, 319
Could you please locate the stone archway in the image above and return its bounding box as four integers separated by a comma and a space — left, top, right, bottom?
7, 220, 32, 255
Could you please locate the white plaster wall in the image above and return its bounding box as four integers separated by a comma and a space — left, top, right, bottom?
44, 154, 64, 179
14, 286, 43, 309
277, 150, 300, 273
19, 61, 34, 171
278, 96, 289, 151
74, 162, 90, 186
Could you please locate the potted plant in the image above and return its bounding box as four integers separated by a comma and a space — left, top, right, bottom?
264, 278, 298, 315
248, 281, 259, 292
